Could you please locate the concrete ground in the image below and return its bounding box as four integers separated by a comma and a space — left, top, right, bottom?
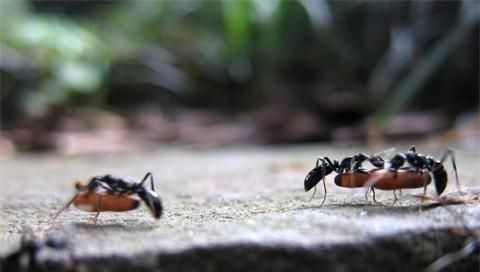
1, 144, 479, 271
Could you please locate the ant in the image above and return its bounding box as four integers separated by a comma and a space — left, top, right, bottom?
304, 146, 459, 205
304, 153, 385, 205
382, 146, 459, 197
2, 233, 74, 272
364, 146, 460, 204
54, 172, 163, 222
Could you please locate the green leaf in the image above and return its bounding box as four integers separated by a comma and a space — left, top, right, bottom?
55, 62, 103, 93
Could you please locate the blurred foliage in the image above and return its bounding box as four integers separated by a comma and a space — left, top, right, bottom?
1, 0, 115, 118
373, 0, 480, 129
1, 0, 478, 134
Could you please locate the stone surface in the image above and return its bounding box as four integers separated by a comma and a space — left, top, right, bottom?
1, 144, 479, 271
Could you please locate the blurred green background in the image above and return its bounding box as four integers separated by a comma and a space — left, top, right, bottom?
0, 0, 478, 154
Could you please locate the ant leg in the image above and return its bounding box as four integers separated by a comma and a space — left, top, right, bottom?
315, 157, 322, 167
439, 149, 460, 192
93, 212, 100, 224
320, 178, 327, 207
321, 159, 327, 206
308, 158, 331, 205
392, 190, 398, 204
419, 179, 429, 212
93, 195, 103, 224
148, 173, 155, 191
137, 172, 154, 191
372, 188, 381, 204
308, 185, 317, 202
374, 147, 396, 158
317, 156, 334, 167
53, 194, 79, 220
318, 158, 328, 206
364, 187, 374, 202
148, 173, 154, 191
393, 169, 398, 179
307, 157, 326, 203
54, 180, 112, 224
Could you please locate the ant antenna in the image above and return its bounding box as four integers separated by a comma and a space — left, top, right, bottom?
374, 147, 396, 158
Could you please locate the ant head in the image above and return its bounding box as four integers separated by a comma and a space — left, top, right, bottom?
75, 181, 87, 190
138, 188, 163, 219
425, 156, 437, 167
332, 160, 339, 167
405, 146, 418, 158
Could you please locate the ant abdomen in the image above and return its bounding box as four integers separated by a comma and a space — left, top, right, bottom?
304, 166, 328, 192
432, 166, 448, 196
334, 172, 370, 188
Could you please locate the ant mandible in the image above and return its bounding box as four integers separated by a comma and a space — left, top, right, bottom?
304, 153, 385, 205
54, 172, 163, 222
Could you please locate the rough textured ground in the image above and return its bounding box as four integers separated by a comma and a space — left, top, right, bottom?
1, 144, 479, 271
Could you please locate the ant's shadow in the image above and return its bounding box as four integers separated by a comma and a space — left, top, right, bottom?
301, 200, 463, 215
73, 222, 158, 231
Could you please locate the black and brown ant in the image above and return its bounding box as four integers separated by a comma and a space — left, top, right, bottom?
304, 146, 459, 205
380, 146, 459, 197
362, 146, 459, 205
1, 233, 74, 272
304, 153, 385, 205
55, 172, 163, 222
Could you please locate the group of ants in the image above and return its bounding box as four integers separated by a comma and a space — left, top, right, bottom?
2, 146, 479, 271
